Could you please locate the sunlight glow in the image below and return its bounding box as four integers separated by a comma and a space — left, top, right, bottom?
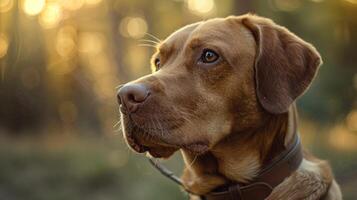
344, 0, 357, 4
56, 26, 76, 58
39, 3, 62, 29
187, 0, 215, 15
0, 0, 13, 13
22, 0, 45, 16
0, 33, 9, 59
329, 125, 357, 151
273, 0, 301, 12
61, 0, 84, 11
119, 17, 148, 39
78, 32, 104, 55
85, 0, 102, 6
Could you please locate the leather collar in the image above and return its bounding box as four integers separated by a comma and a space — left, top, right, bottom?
148, 106, 303, 200
201, 134, 303, 200
202, 106, 303, 200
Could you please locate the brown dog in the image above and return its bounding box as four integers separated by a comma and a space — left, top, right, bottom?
117, 14, 342, 200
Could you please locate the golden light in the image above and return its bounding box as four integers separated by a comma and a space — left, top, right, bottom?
39, 3, 62, 29
22, 0, 45, 16
346, 110, 357, 131
78, 32, 104, 55
273, 0, 301, 12
187, 0, 215, 15
310, 0, 324, 2
119, 17, 148, 39
61, 0, 84, 11
88, 54, 110, 75
56, 26, 76, 58
85, 0, 102, 6
94, 79, 113, 99
344, 0, 357, 4
126, 45, 148, 75
329, 125, 357, 151
0, 0, 13, 13
0, 33, 9, 59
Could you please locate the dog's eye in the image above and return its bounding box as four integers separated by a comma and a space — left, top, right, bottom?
201, 49, 219, 63
154, 58, 161, 68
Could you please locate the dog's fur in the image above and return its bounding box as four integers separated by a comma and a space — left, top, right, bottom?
119, 14, 342, 199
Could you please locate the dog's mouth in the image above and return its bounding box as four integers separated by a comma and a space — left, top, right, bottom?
122, 114, 209, 158
123, 122, 178, 158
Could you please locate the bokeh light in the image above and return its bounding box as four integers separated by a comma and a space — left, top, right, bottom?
56, 26, 77, 58
39, 3, 62, 29
85, 0, 102, 6
344, 0, 357, 4
0, 33, 9, 59
329, 125, 357, 151
0, 0, 13, 13
1, 1, 357, 199
78, 32, 105, 55
272, 0, 301, 12
22, 0, 45, 16
119, 17, 148, 39
61, 0, 84, 11
186, 0, 215, 15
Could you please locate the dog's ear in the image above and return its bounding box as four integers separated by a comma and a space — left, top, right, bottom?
241, 16, 322, 114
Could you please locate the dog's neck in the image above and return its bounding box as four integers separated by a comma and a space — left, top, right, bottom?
181, 108, 296, 195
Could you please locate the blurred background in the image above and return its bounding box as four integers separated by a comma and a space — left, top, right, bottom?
0, 0, 356, 199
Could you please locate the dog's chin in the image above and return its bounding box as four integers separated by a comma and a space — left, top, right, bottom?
125, 134, 210, 159
146, 146, 178, 158
124, 129, 210, 158
126, 136, 177, 158
123, 129, 178, 158
122, 117, 210, 157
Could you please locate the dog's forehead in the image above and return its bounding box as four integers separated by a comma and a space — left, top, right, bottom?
162, 22, 202, 50
160, 18, 243, 52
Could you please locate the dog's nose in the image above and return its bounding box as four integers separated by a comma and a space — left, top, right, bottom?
117, 83, 150, 113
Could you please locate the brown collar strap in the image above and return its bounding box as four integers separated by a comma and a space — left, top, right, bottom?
202, 134, 303, 200
147, 106, 303, 200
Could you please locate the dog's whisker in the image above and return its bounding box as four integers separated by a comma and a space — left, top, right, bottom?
113, 120, 121, 128
188, 154, 198, 168
175, 109, 197, 127
148, 117, 158, 140
155, 116, 165, 138
115, 84, 124, 89
137, 43, 157, 48
139, 39, 160, 45
144, 32, 161, 43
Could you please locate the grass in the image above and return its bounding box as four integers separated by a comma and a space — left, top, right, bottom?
0, 132, 356, 200
0, 134, 185, 200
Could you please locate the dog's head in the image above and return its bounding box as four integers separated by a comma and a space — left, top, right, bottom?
117, 14, 321, 158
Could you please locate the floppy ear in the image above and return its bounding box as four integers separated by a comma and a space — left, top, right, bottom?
241, 16, 322, 114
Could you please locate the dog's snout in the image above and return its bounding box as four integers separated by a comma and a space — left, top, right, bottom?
117, 83, 150, 113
